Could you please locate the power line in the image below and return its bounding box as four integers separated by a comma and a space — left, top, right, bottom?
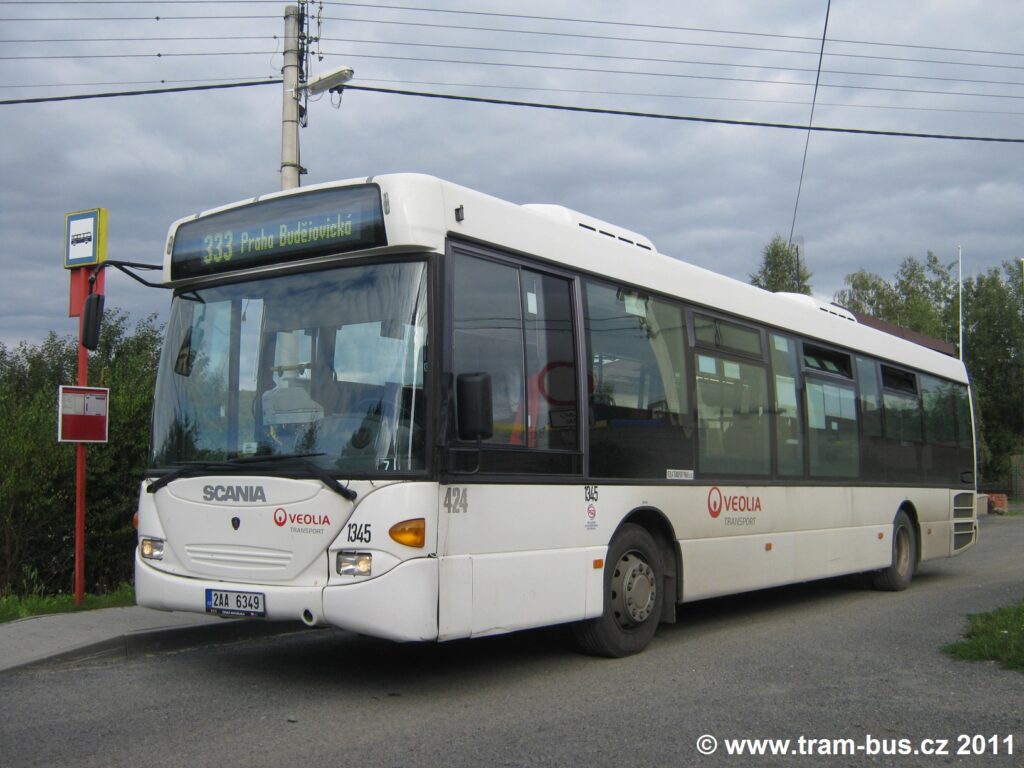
6, 74, 1022, 143
338, 83, 1024, 143
321, 16, 1024, 72
1, 51, 276, 60
3, 71, 1022, 119
318, 50, 1024, 102
1, 35, 277, 42
789, 0, 831, 247
9, 28, 1024, 85
349, 76, 1024, 117
9, 43, 1021, 103
5, 42, 1024, 104
0, 75, 277, 89
0, 78, 279, 105
8, 2, 1024, 60
322, 3, 1024, 59
0, 15, 279, 22
0, 1, 281, 3
316, 15, 1024, 73
7, 8, 1024, 76
315, 37, 1024, 89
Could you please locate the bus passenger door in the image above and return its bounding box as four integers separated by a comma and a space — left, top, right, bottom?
440, 247, 592, 638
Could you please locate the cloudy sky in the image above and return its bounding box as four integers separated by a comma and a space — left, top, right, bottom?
2, 0, 1022, 347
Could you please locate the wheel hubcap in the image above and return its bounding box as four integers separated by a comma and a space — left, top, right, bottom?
611, 551, 656, 628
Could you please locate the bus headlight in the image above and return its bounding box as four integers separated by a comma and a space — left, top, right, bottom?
337, 551, 372, 577
140, 537, 164, 560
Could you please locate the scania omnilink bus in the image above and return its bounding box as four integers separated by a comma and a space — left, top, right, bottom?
135, 174, 977, 656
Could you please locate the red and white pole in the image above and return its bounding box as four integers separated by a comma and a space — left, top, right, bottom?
73, 270, 90, 605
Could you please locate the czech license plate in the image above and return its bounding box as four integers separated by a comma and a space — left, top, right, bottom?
205, 589, 265, 617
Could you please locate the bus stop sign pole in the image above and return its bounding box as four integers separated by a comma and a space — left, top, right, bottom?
63, 208, 108, 605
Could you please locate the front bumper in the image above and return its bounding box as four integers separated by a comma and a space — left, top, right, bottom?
135, 552, 439, 642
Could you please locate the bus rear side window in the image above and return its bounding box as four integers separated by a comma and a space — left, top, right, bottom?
882, 365, 923, 442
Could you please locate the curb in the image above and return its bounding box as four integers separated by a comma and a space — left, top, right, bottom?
7, 620, 312, 674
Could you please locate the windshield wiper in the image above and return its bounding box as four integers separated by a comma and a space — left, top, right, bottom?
147, 452, 357, 501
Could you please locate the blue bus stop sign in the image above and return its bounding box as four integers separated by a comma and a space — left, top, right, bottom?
64, 208, 108, 269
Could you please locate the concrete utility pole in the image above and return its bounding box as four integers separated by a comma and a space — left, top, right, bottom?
280, 5, 302, 190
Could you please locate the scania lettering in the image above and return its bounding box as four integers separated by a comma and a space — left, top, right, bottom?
202, 485, 267, 503
135, 174, 977, 656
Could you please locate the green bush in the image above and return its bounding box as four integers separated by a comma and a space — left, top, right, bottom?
0, 311, 162, 597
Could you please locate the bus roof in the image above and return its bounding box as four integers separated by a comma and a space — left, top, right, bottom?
165, 173, 968, 383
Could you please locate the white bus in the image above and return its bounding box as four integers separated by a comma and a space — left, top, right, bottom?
135, 174, 977, 657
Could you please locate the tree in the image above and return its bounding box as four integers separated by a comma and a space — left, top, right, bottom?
0, 334, 77, 594
892, 251, 957, 342
833, 269, 899, 319
834, 252, 957, 344
961, 262, 1024, 487
750, 235, 812, 294
0, 310, 163, 596
835, 256, 1023, 487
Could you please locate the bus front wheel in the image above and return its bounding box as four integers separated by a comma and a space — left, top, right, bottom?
870, 510, 917, 591
573, 523, 664, 657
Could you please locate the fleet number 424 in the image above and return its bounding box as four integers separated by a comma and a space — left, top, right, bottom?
443, 487, 469, 514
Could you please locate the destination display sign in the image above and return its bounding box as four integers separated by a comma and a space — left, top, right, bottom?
170, 184, 387, 280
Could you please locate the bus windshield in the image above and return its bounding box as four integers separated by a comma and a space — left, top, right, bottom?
151, 260, 428, 475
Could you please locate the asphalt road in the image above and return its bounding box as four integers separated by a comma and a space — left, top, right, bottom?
2, 515, 1022, 768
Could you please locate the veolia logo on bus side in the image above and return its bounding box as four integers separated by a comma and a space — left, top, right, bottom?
707, 486, 763, 518
707, 486, 724, 518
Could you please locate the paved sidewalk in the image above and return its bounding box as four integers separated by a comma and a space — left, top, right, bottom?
0, 605, 308, 674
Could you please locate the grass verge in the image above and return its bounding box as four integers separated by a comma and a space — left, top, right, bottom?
0, 583, 135, 624
944, 599, 1024, 673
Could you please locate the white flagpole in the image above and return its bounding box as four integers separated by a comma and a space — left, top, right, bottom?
958, 245, 964, 361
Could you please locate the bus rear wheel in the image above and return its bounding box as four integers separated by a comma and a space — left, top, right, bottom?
870, 510, 917, 591
573, 523, 664, 657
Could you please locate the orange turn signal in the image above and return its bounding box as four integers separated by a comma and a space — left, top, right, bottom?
389, 518, 426, 548
593, 558, 604, 570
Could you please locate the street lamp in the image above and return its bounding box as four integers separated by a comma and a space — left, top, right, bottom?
305, 66, 354, 96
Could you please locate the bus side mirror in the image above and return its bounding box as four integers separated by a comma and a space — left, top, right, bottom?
457, 373, 493, 441
81, 293, 105, 351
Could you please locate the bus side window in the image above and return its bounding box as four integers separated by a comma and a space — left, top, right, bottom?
770, 334, 804, 476
856, 356, 885, 481
584, 281, 691, 479
696, 353, 770, 476
451, 254, 525, 444
520, 271, 578, 451
450, 251, 581, 473
880, 364, 923, 480
920, 374, 961, 483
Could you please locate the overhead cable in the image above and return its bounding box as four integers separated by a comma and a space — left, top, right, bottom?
337, 83, 1024, 143
0, 78, 278, 105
